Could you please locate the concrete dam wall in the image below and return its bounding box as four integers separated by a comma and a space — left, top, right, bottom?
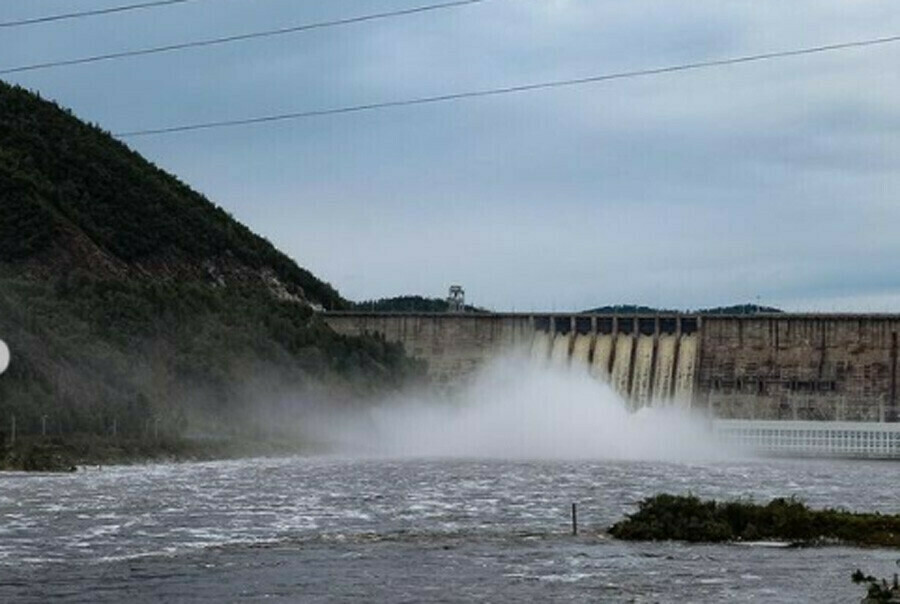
323, 312, 900, 423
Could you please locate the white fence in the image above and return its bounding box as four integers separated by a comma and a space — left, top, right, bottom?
713, 420, 900, 460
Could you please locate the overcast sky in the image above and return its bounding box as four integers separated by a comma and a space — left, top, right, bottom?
4, 0, 900, 311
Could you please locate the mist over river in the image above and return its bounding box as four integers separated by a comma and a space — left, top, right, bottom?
2, 456, 898, 602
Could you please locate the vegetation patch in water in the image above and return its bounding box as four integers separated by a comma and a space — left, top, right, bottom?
853, 570, 900, 603
608, 494, 900, 547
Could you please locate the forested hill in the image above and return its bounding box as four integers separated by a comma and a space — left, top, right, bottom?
0, 82, 420, 451
0, 81, 342, 309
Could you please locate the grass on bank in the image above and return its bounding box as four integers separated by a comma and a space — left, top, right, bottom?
609, 494, 900, 548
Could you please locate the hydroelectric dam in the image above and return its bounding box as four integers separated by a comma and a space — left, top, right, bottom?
324, 311, 900, 458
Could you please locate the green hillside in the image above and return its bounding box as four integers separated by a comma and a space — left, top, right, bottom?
0, 82, 421, 460
0, 81, 343, 308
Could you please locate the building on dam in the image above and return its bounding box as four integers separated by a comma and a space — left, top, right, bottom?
324, 311, 900, 458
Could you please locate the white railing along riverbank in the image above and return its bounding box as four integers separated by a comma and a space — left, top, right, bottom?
713, 420, 900, 460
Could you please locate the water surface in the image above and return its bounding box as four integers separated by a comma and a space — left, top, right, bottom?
2, 457, 898, 602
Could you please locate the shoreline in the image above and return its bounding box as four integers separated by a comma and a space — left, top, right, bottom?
0, 434, 321, 472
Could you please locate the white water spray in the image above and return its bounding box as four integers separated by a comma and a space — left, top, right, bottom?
332, 350, 735, 461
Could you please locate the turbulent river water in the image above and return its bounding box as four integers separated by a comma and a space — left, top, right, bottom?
1, 456, 898, 602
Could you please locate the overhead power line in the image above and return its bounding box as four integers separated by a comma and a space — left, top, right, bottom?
0, 0, 197, 28
115, 33, 900, 139
0, 0, 485, 75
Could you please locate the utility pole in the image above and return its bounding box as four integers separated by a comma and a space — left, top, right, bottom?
571, 503, 578, 536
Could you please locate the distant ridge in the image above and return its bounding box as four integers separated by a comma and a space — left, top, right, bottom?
346, 299, 783, 315
581, 303, 783, 315
700, 304, 783, 315
581, 304, 676, 315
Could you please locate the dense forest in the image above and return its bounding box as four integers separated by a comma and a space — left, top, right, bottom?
0, 81, 422, 455
700, 304, 783, 315
0, 81, 344, 307
353, 295, 486, 313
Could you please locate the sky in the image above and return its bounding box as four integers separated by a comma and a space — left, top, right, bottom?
3, 0, 900, 312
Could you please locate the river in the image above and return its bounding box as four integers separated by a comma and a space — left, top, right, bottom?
1, 456, 898, 602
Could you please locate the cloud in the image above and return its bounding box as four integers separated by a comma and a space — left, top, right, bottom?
4, 0, 900, 310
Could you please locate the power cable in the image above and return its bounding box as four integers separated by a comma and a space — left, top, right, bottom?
0, 0, 198, 28
0, 0, 485, 75
115, 33, 900, 138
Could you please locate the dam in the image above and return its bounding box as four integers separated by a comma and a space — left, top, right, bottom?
324, 312, 900, 421
324, 311, 900, 458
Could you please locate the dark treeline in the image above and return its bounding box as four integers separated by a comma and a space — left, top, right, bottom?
353, 295, 486, 313
583, 303, 783, 315
0, 80, 425, 456
0, 272, 423, 442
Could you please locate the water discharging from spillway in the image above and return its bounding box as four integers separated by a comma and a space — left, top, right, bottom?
333, 333, 723, 461
674, 334, 698, 404
549, 333, 571, 367
591, 334, 613, 381
530, 331, 552, 363
537, 328, 700, 409
571, 334, 592, 366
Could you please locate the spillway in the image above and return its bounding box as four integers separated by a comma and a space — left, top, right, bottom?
549, 333, 572, 367
530, 331, 552, 363
652, 334, 677, 402
591, 334, 614, 382
571, 334, 593, 369
467, 321, 698, 410
631, 336, 655, 409
534, 329, 697, 409
610, 335, 634, 399
674, 334, 698, 407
